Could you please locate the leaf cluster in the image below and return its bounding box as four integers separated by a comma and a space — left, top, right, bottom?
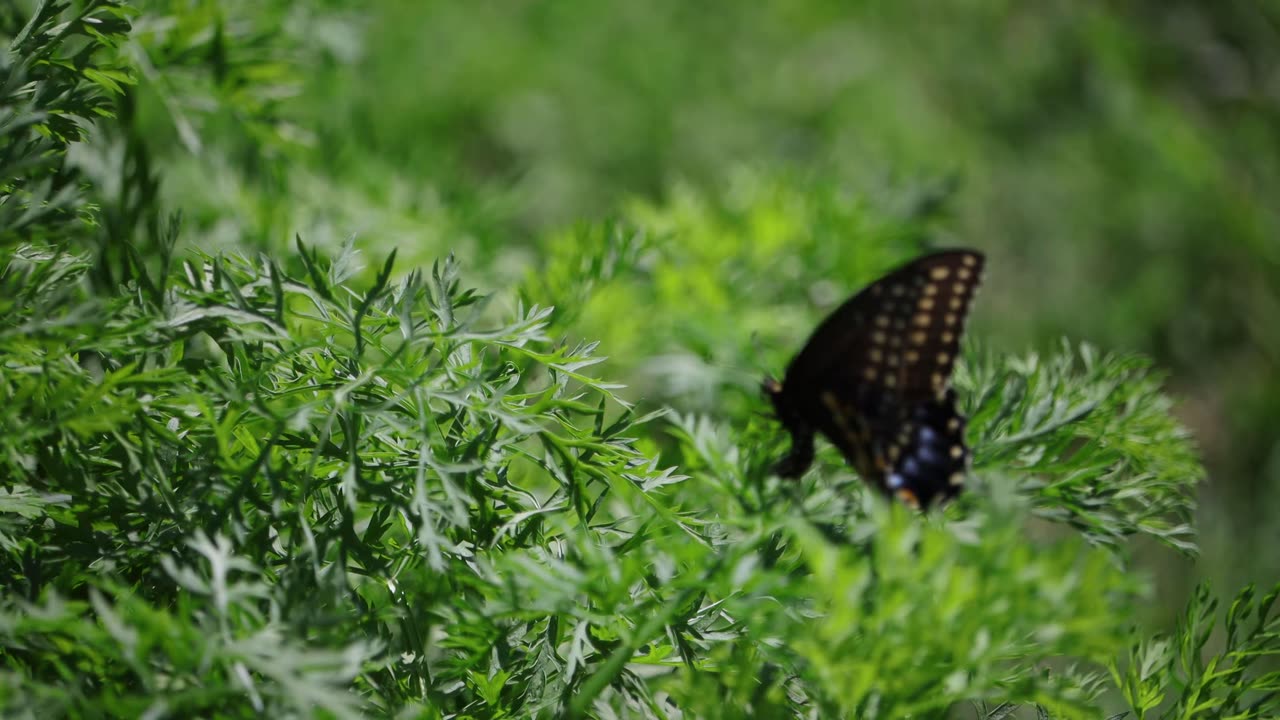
960, 342, 1201, 555
1, 0, 133, 244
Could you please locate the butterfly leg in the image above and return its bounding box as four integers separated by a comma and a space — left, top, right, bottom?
774, 427, 816, 478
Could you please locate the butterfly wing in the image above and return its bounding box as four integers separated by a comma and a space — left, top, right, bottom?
874, 388, 972, 507
769, 250, 985, 506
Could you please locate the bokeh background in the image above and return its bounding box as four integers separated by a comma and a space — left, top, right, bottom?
121, 1, 1280, 611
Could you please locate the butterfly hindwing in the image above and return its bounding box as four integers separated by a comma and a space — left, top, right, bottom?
766, 250, 984, 507
873, 389, 971, 507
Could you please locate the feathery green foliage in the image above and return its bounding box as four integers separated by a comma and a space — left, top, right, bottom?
1, 0, 133, 244
0, 236, 690, 716
1112, 583, 1280, 720
961, 342, 1201, 555
1, 2, 1269, 719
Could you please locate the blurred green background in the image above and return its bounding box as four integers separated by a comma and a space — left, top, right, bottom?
125, 0, 1280, 601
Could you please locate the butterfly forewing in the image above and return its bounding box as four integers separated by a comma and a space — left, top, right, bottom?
767, 249, 984, 507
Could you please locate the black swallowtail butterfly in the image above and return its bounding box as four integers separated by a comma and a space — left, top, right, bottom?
764, 249, 985, 508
